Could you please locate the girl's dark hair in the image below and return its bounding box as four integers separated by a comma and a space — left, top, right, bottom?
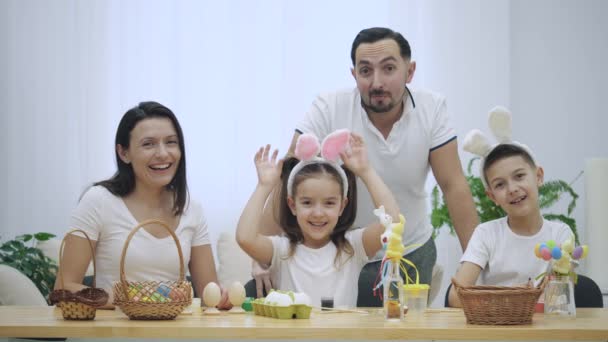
95, 101, 188, 215
278, 157, 357, 267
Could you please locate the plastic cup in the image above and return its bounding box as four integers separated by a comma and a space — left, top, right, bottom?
402, 284, 429, 319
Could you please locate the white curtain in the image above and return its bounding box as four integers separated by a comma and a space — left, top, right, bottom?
2, 0, 606, 306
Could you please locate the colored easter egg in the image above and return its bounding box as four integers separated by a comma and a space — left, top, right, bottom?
157, 284, 171, 297
572, 246, 583, 259
546, 240, 556, 249
534, 243, 541, 258
551, 246, 562, 260
169, 288, 185, 301
541, 248, 552, 260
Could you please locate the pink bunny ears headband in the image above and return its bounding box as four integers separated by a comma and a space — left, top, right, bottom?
287, 129, 351, 198
463, 106, 537, 189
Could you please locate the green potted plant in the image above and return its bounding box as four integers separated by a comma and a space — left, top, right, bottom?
431, 158, 581, 244
0, 232, 58, 302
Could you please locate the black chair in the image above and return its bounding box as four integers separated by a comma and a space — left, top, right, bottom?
444, 274, 604, 308
574, 274, 604, 308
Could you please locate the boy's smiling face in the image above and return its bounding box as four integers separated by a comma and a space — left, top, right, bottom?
485, 155, 544, 219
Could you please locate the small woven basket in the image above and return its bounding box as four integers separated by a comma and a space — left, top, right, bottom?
113, 219, 192, 320
50, 230, 109, 320
452, 277, 547, 325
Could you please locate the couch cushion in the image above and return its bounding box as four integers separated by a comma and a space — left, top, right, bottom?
216, 231, 252, 288
0, 264, 48, 305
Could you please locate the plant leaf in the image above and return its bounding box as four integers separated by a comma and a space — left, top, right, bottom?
19, 234, 33, 242
34, 232, 56, 241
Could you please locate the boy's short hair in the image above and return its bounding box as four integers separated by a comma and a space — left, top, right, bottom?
483, 144, 536, 184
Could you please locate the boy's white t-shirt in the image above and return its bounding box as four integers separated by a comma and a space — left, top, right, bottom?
461, 217, 573, 286
268, 228, 369, 308
69, 186, 211, 293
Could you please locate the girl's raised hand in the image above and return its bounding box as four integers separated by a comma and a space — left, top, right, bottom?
254, 144, 284, 187
340, 133, 370, 176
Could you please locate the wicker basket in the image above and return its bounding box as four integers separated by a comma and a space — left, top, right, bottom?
452, 277, 547, 325
113, 219, 192, 320
50, 230, 109, 320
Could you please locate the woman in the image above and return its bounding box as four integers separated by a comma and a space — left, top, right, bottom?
55, 101, 229, 309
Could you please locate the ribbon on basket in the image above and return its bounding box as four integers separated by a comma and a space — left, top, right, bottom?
371, 207, 421, 298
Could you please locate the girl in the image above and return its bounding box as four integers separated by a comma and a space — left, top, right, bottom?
56, 101, 230, 309
236, 130, 400, 308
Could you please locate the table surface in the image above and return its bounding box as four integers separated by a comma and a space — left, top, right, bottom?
1, 306, 607, 340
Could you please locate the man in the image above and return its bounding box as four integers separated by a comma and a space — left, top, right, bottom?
253, 27, 478, 306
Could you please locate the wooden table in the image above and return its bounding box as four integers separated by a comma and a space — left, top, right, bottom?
0, 306, 607, 340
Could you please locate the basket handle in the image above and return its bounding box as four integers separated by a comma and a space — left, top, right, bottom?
118, 219, 186, 298
57, 229, 97, 290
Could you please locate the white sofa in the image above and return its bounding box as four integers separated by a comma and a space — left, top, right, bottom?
0, 232, 444, 306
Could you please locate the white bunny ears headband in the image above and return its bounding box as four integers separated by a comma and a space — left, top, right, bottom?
287, 129, 351, 198
462, 106, 537, 189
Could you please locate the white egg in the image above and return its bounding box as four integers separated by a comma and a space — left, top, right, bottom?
265, 291, 279, 304
293, 292, 311, 306
274, 293, 293, 307
202, 282, 221, 307
228, 281, 246, 306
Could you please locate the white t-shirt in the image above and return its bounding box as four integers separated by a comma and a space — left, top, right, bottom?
297, 88, 455, 255
69, 186, 211, 293
461, 217, 573, 286
268, 228, 368, 308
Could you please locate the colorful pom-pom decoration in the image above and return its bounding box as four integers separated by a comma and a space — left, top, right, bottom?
534, 243, 541, 258
534, 237, 588, 276
572, 246, 583, 260
551, 247, 562, 260
541, 248, 552, 261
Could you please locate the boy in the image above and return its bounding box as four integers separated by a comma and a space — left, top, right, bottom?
447, 143, 573, 307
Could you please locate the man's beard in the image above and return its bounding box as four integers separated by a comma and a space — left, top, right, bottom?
361, 89, 402, 114
361, 96, 396, 114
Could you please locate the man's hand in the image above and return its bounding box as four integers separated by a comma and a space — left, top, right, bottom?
216, 286, 232, 310
252, 260, 273, 298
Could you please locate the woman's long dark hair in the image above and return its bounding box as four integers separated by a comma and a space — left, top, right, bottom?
95, 101, 188, 215
278, 157, 357, 267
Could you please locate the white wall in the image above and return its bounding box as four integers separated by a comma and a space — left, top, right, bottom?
510, 0, 608, 282
1, 0, 606, 307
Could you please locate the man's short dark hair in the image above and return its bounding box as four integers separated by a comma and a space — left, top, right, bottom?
483, 144, 536, 184
351, 27, 411, 66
